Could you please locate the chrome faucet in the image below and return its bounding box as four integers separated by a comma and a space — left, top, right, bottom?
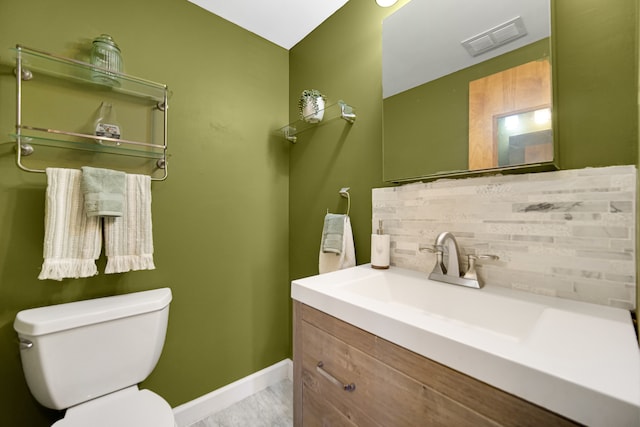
420, 231, 498, 289
434, 231, 461, 278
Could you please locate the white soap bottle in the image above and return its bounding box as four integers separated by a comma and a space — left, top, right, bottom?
371, 220, 390, 269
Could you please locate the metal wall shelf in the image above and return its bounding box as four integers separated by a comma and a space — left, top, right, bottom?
13, 45, 169, 180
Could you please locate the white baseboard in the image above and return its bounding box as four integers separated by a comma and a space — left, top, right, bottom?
172, 358, 293, 427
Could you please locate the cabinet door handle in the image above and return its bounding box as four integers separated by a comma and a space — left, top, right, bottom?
316, 361, 356, 392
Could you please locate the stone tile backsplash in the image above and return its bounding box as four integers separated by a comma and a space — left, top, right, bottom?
372, 166, 636, 309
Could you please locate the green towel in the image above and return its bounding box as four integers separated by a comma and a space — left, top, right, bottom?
321, 213, 345, 254
80, 166, 126, 217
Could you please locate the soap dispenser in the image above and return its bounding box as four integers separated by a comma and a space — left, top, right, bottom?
371, 220, 390, 269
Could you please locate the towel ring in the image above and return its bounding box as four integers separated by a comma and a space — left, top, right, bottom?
326, 187, 351, 216
339, 187, 350, 216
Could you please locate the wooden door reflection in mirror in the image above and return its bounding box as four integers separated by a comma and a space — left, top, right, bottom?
468, 59, 552, 170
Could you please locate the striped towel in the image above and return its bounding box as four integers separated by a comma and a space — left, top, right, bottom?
38, 168, 101, 280
104, 173, 155, 274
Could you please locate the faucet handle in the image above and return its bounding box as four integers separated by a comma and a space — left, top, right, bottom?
420, 244, 446, 275
418, 244, 443, 254
470, 254, 499, 261
464, 254, 499, 281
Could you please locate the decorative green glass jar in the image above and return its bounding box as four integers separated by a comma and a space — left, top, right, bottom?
90, 34, 123, 86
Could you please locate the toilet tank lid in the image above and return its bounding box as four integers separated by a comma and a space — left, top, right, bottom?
14, 288, 172, 336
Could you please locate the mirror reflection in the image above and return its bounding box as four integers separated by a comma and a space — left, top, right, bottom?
468, 58, 552, 170
382, 0, 553, 182
495, 109, 553, 167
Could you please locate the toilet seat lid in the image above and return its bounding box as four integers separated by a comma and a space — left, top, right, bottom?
52, 387, 174, 427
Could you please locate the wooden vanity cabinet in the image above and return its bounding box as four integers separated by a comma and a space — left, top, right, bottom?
293, 302, 579, 427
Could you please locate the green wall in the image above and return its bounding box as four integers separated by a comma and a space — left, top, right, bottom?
555, 0, 637, 168
289, 0, 638, 279
0, 0, 289, 425
289, 0, 410, 280
0, 0, 637, 425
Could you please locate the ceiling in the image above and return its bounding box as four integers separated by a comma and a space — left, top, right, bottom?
187, 0, 350, 50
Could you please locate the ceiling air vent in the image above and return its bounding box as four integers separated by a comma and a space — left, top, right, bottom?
461, 16, 528, 57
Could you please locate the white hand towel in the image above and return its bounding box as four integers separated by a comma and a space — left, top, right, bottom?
319, 215, 356, 274
38, 168, 101, 281
104, 173, 155, 274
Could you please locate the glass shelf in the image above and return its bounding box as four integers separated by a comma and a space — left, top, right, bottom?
277, 100, 356, 143
13, 131, 165, 160
12, 44, 169, 180
14, 45, 167, 103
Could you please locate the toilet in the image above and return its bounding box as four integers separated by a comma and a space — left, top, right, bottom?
13, 288, 176, 427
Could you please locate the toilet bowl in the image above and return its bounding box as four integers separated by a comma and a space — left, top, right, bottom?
13, 288, 176, 427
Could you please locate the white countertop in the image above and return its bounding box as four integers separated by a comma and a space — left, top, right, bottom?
291, 264, 640, 426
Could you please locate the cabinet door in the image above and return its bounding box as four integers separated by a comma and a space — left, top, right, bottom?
302, 384, 357, 427
295, 302, 578, 427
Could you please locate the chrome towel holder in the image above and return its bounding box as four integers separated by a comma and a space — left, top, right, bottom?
339, 187, 351, 216
326, 187, 351, 216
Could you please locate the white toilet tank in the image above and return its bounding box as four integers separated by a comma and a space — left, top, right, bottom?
14, 288, 172, 410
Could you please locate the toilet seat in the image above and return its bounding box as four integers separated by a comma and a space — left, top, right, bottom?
52, 386, 175, 427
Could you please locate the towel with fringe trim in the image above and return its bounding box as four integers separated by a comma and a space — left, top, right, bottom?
104, 173, 155, 274
38, 168, 101, 281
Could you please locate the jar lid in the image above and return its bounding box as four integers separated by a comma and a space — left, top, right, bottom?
93, 34, 120, 50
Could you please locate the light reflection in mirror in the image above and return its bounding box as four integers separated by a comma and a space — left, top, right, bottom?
496, 108, 552, 167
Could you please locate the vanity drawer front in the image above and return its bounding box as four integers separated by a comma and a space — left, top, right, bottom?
301, 318, 498, 427
302, 383, 357, 427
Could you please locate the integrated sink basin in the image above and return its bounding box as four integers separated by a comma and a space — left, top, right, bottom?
291, 264, 640, 427
340, 272, 544, 342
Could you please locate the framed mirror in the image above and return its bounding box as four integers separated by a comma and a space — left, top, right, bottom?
382, 0, 555, 183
